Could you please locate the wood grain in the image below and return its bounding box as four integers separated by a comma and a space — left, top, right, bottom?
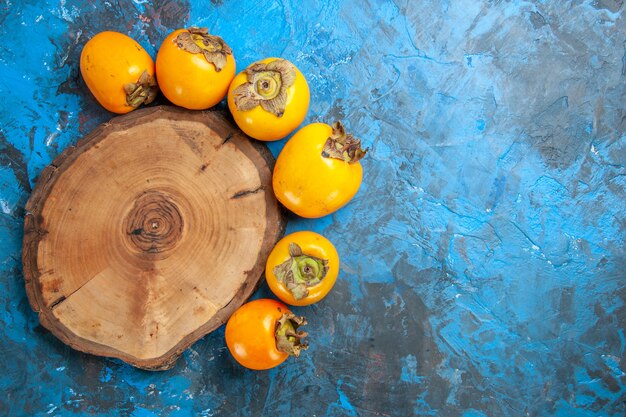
22, 106, 285, 370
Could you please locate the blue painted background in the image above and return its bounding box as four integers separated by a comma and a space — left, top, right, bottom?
1, 0, 625, 416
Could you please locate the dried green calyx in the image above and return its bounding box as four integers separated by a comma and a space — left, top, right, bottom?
275, 312, 308, 357
273, 243, 329, 300
175, 27, 232, 71
321, 121, 367, 163
124, 70, 158, 108
231, 59, 297, 117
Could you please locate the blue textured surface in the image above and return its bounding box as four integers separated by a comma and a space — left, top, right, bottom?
1, 0, 625, 416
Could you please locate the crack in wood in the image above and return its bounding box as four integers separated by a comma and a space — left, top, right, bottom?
222, 133, 233, 145
230, 186, 264, 199
48, 266, 112, 311
49, 295, 66, 309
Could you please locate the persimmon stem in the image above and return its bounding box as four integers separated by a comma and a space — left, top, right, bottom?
275, 312, 308, 357
123, 71, 157, 108
321, 121, 367, 163
174, 27, 232, 72
231, 59, 296, 117
272, 243, 328, 300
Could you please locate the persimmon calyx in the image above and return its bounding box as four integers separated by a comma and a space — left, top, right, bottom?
321, 121, 367, 163
275, 312, 308, 357
124, 70, 158, 108
175, 27, 232, 71
232, 59, 296, 117
273, 242, 329, 300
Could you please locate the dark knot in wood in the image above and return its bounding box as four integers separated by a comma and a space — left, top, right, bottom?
124, 190, 184, 254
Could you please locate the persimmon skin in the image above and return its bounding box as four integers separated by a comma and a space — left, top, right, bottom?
80, 31, 156, 114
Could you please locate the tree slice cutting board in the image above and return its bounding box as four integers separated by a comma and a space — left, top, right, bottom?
22, 106, 285, 370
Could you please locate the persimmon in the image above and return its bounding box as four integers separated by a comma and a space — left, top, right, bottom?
225, 299, 308, 370
265, 231, 339, 306
227, 58, 309, 141
156, 27, 235, 110
80, 31, 157, 114
273, 122, 367, 218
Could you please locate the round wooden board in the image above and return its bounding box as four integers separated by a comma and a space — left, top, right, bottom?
22, 106, 285, 370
